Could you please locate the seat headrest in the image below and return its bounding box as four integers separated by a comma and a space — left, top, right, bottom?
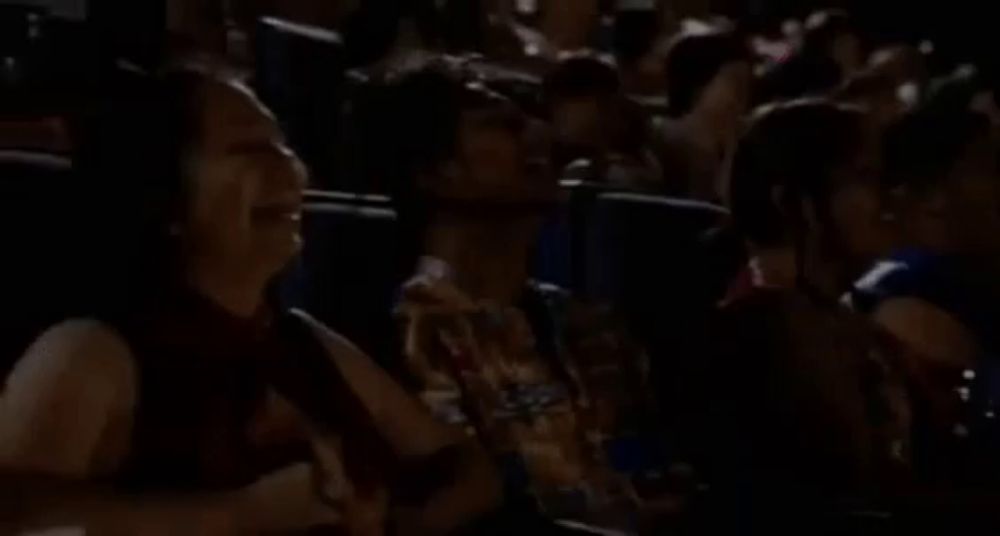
597, 192, 729, 217
0, 149, 71, 173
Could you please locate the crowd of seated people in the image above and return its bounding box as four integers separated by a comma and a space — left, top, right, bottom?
3, 1, 1000, 534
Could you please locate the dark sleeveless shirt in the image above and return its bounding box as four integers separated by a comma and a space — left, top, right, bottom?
108, 288, 396, 494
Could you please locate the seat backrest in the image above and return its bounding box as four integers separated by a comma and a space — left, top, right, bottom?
533, 180, 613, 291
585, 192, 731, 305
583, 192, 744, 423
0, 150, 88, 377
283, 190, 401, 369
254, 17, 346, 189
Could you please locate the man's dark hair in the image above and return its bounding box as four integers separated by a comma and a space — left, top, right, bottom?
386, 59, 510, 185
384, 58, 514, 275
664, 29, 750, 116
729, 100, 866, 247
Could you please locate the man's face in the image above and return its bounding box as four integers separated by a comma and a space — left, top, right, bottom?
437, 103, 557, 207
826, 134, 893, 273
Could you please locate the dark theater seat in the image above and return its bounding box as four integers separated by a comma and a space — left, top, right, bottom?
0, 150, 89, 378
583, 192, 745, 426
584, 192, 733, 304
255, 17, 347, 190
534, 180, 613, 292
284, 190, 401, 370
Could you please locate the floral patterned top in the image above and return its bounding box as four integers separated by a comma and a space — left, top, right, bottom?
395, 258, 661, 531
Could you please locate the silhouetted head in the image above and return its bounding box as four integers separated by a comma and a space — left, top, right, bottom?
756, 10, 863, 103
802, 9, 863, 79
730, 100, 888, 282
883, 91, 999, 256
79, 66, 306, 296
664, 28, 752, 126
386, 57, 557, 269
544, 52, 624, 163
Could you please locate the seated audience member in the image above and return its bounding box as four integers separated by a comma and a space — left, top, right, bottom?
543, 52, 661, 190
866, 44, 928, 90
850, 96, 1000, 487
833, 70, 910, 130
387, 61, 668, 533
922, 66, 1000, 126
612, 3, 668, 97
804, 10, 864, 80
834, 45, 928, 129
538, 0, 601, 53
701, 101, 908, 530
757, 9, 864, 103
659, 28, 752, 201
0, 66, 500, 535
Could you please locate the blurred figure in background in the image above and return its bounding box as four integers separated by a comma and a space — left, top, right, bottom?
545, 52, 623, 170
544, 52, 662, 190
807, 9, 865, 81
757, 9, 865, 103
850, 87, 1000, 489
866, 44, 928, 91
612, 0, 669, 98
476, 0, 600, 69
0, 66, 500, 535
834, 70, 910, 130
698, 101, 908, 532
834, 43, 929, 131
388, 60, 672, 533
659, 27, 752, 201
539, 0, 602, 53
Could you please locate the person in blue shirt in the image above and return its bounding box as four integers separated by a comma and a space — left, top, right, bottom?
851, 75, 1000, 487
